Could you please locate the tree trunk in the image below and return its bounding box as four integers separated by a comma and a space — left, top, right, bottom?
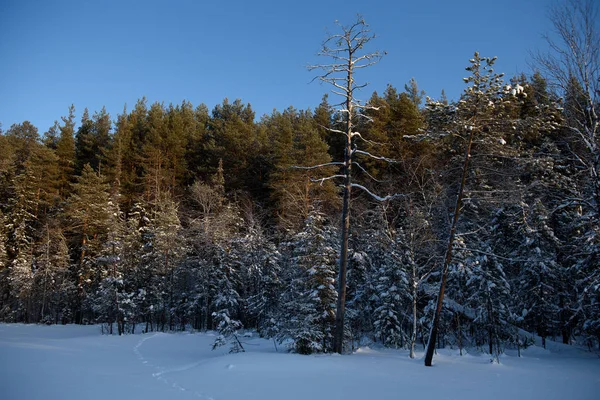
457, 314, 463, 356
333, 146, 351, 354
516, 325, 521, 357
203, 297, 209, 332
488, 294, 494, 356
333, 56, 354, 355
410, 279, 418, 359
40, 269, 48, 322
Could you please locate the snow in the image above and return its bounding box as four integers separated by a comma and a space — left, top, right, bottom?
1, 324, 599, 400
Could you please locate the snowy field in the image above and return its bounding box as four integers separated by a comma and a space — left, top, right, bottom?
1, 324, 599, 400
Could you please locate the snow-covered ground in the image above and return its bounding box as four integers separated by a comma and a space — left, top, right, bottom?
1, 324, 599, 400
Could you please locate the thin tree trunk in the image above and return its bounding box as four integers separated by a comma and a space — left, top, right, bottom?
304, 175, 310, 220
424, 125, 475, 367
334, 153, 351, 353
203, 297, 209, 332
40, 270, 48, 322
112, 253, 123, 335
516, 324, 521, 357
410, 278, 418, 359
40, 226, 51, 321
457, 314, 463, 356
487, 292, 494, 356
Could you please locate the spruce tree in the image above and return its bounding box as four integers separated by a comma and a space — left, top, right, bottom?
276, 212, 338, 354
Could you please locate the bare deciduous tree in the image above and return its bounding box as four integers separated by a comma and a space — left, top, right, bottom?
534, 0, 599, 212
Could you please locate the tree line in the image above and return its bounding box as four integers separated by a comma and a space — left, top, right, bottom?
0, 1, 598, 360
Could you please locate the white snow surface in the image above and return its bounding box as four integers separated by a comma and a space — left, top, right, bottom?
1, 324, 599, 400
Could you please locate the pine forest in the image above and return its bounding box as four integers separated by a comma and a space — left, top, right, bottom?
1, 2, 599, 365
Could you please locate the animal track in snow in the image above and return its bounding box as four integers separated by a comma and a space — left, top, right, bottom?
134, 333, 215, 400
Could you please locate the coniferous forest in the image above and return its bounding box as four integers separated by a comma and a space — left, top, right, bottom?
0, 1, 599, 362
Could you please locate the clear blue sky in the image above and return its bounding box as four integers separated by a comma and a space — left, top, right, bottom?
0, 0, 554, 134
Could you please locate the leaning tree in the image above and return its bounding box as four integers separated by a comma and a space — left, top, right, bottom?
423, 53, 512, 366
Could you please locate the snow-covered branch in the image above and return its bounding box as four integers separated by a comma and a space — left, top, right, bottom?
351, 183, 406, 202
350, 131, 382, 146
352, 149, 398, 163
311, 175, 346, 185
352, 52, 385, 65
291, 162, 345, 170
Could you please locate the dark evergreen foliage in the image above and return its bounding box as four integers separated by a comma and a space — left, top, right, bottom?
0, 9, 598, 359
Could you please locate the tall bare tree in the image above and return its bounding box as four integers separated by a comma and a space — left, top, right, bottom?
534, 0, 599, 212
304, 16, 399, 354
533, 0, 600, 351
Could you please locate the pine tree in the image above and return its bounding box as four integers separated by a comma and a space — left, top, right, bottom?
120, 203, 151, 332
2, 158, 41, 321
33, 221, 71, 324
140, 102, 189, 201
265, 107, 337, 229
144, 195, 186, 331
6, 233, 33, 322
118, 99, 149, 207
0, 212, 9, 316
183, 103, 210, 183
424, 52, 509, 366
5, 121, 40, 166
404, 77, 425, 108
90, 193, 126, 334
206, 98, 258, 194
66, 164, 113, 322
55, 105, 77, 198
43, 121, 60, 150
74, 109, 95, 174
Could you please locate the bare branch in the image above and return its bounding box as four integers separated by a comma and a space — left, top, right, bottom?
291, 162, 345, 170
352, 149, 399, 163
351, 183, 406, 202
350, 131, 383, 146
311, 175, 346, 185
353, 52, 385, 65
353, 162, 386, 183
308, 15, 390, 354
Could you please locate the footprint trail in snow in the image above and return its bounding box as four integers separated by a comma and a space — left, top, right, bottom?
134, 333, 216, 400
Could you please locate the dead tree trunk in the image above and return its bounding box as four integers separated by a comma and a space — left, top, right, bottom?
306, 16, 384, 354
333, 95, 353, 353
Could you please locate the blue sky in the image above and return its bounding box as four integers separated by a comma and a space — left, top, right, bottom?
1, 0, 554, 133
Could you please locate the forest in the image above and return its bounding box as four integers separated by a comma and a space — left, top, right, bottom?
0, 1, 598, 362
